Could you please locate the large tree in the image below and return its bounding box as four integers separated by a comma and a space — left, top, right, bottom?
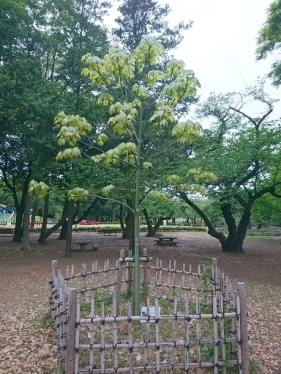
53, 38, 201, 312
171, 83, 281, 253
112, 0, 192, 52
0, 0, 110, 246
256, 0, 281, 85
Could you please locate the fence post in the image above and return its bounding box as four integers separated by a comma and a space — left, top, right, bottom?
237, 282, 250, 374
66, 287, 77, 374
143, 248, 149, 305
115, 249, 124, 315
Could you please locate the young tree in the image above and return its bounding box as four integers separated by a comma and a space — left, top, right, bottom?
54, 38, 201, 313
170, 83, 281, 253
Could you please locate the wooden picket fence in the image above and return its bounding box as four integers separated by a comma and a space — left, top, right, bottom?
49, 249, 249, 374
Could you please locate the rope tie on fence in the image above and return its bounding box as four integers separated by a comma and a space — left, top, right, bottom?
75, 321, 80, 328
173, 313, 178, 320
173, 341, 177, 347
185, 316, 192, 322
129, 346, 133, 353
112, 343, 117, 349
127, 317, 132, 323
100, 319, 105, 325
99, 347, 105, 352
184, 344, 190, 350
212, 314, 218, 321
214, 341, 220, 346
75, 348, 79, 353
155, 318, 160, 324
60, 332, 67, 338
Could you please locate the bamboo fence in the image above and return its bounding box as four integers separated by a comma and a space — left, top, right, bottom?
49, 249, 249, 374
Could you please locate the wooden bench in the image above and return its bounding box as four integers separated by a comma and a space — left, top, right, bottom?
101, 229, 119, 236
0, 228, 14, 237
71, 242, 98, 252
155, 237, 179, 246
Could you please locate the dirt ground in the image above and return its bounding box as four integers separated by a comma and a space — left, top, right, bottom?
0, 231, 281, 373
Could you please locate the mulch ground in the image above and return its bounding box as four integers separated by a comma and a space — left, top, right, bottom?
0, 231, 281, 373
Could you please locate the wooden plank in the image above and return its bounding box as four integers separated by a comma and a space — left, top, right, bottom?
237, 283, 250, 374
65, 287, 77, 374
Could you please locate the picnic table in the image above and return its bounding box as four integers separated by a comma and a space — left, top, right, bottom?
155, 237, 179, 246
75, 240, 91, 251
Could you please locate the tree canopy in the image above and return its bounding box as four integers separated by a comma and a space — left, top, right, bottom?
256, 0, 281, 85
112, 0, 192, 52
169, 83, 281, 252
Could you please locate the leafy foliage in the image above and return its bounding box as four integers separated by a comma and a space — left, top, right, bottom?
256, 0, 281, 85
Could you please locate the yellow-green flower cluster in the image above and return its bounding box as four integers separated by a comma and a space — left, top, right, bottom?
82, 48, 134, 87
161, 73, 200, 104
165, 59, 186, 78
142, 162, 153, 169
132, 37, 164, 72
97, 133, 108, 147
149, 190, 170, 202
28, 180, 49, 198
167, 168, 217, 195
91, 142, 137, 166
186, 168, 217, 184
55, 111, 92, 147
146, 70, 166, 87
102, 184, 115, 197
108, 102, 139, 135
56, 147, 81, 161
68, 188, 89, 201
149, 102, 176, 127
172, 120, 201, 143
131, 84, 148, 98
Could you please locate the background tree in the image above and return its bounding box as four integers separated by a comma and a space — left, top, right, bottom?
256, 0, 281, 85
112, 0, 192, 52
170, 83, 281, 253
0, 0, 110, 246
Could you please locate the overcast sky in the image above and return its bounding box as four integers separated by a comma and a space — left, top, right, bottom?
105, 0, 281, 121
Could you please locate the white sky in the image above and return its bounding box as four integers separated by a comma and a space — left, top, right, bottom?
105, 0, 281, 122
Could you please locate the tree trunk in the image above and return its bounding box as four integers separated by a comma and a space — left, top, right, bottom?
18, 190, 31, 251
58, 219, 68, 240
180, 192, 246, 253
13, 205, 23, 242
143, 209, 173, 237
65, 201, 74, 257
30, 201, 38, 228
38, 193, 49, 244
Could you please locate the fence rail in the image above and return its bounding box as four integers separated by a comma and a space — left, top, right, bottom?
50, 250, 249, 374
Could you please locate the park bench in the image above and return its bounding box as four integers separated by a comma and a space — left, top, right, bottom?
101, 229, 119, 236
155, 237, 179, 246
71, 241, 99, 252
0, 228, 14, 237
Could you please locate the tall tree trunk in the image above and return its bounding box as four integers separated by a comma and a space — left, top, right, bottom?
65, 201, 74, 257
38, 193, 50, 244
13, 205, 23, 242
18, 190, 31, 250
143, 208, 174, 237
30, 201, 38, 228
58, 219, 68, 240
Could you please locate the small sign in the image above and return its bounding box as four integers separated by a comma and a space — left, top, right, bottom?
140, 306, 161, 323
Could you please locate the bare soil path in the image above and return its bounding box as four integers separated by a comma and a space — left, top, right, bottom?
0, 231, 281, 373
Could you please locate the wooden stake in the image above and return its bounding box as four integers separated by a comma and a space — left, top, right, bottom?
237, 283, 250, 374
65, 287, 77, 374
